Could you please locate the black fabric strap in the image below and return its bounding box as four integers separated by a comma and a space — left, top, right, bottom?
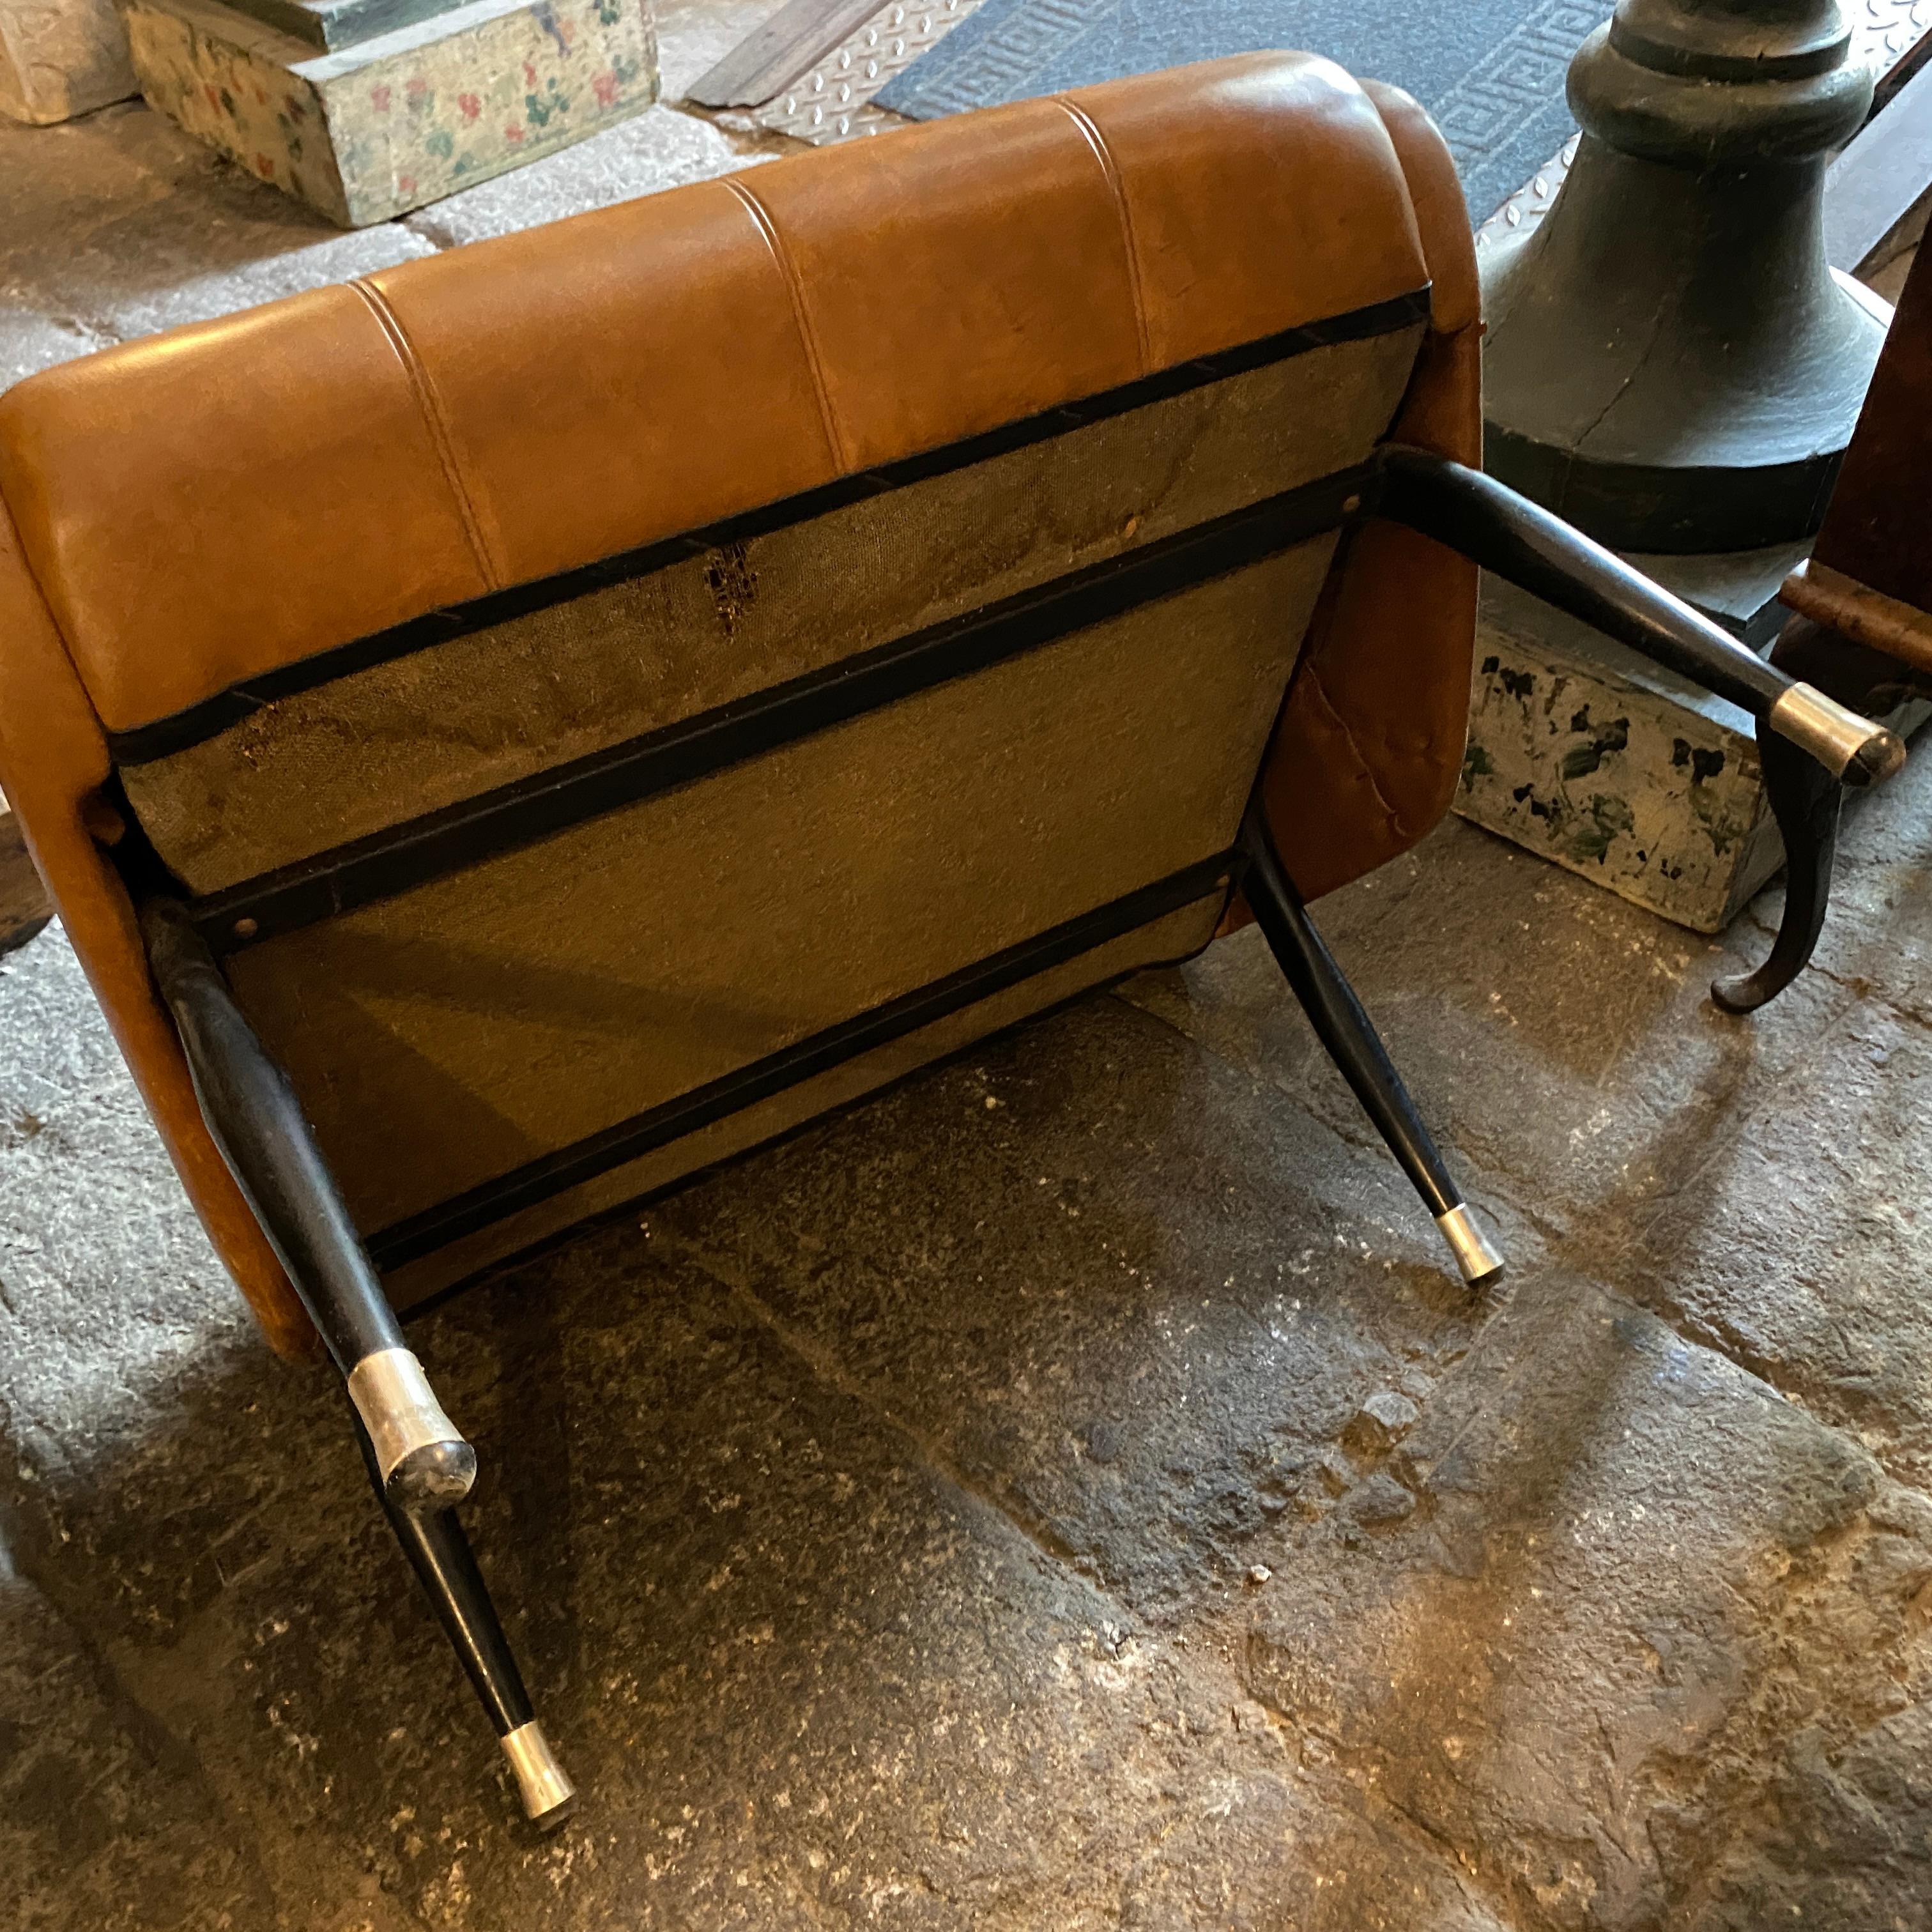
107, 285, 1429, 769
365, 852, 1238, 1271
190, 459, 1377, 955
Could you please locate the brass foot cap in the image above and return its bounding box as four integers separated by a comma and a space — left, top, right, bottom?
1435, 1204, 1505, 1287
502, 1720, 576, 1828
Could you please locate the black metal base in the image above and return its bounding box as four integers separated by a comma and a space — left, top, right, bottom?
1478, 0, 1882, 556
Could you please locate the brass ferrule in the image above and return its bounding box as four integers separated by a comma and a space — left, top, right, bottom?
502, 1720, 576, 1826
1434, 1204, 1505, 1287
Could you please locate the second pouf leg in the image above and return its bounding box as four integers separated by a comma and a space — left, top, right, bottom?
351, 1409, 577, 1828
1239, 801, 1504, 1288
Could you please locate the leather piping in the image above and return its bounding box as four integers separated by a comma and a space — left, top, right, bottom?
0, 483, 109, 753
724, 178, 852, 473
1053, 98, 1152, 376
349, 279, 504, 593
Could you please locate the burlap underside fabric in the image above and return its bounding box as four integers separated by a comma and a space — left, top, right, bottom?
219, 548, 1329, 1282
124, 321, 1424, 1299
378, 895, 1222, 1308
227, 540, 1333, 1254
121, 328, 1422, 893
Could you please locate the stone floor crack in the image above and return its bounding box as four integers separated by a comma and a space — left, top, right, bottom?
1236, 1667, 1533, 1931
1802, 951, 1932, 1036
662, 1225, 1119, 1596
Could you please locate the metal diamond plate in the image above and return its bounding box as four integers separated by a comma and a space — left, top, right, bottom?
1852, 0, 1932, 68
1481, 0, 1931, 247
754, 0, 988, 144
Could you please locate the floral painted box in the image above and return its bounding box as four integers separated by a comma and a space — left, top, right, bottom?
122, 0, 657, 227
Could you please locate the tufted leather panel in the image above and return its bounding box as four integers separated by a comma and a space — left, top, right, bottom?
0, 52, 1431, 738
0, 53, 1480, 1353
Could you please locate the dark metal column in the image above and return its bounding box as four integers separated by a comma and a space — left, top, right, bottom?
1482, 0, 1886, 553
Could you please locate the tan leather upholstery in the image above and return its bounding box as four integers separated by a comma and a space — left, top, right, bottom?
0, 53, 1480, 1357
0, 503, 309, 1355
1256, 77, 1483, 903
0, 54, 1432, 740
125, 328, 1420, 894
0, 289, 493, 734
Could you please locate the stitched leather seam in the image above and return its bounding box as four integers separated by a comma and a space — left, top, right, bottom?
1302, 656, 1408, 840
0, 484, 115, 746
349, 280, 503, 592
724, 178, 851, 472
1054, 98, 1151, 376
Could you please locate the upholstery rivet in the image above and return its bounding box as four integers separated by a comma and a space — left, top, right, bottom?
234, 916, 259, 940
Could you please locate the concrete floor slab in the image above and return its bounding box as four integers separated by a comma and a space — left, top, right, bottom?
0, 307, 109, 386
0, 100, 438, 344
398, 98, 778, 247
1, 1066, 1506, 1929
0, 0, 783, 364
1118, 831, 1859, 1258
1243, 1278, 1932, 1931
1620, 991, 1932, 1490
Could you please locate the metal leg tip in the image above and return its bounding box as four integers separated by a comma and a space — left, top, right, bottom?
385, 1438, 479, 1512
502, 1720, 576, 1828
1434, 1204, 1505, 1288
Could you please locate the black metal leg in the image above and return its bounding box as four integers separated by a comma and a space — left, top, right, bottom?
1712, 723, 1844, 1014
1378, 446, 1906, 783
351, 1409, 576, 1827
1239, 801, 1503, 1288
142, 899, 475, 1515
141, 896, 575, 1823
1377, 444, 1906, 1015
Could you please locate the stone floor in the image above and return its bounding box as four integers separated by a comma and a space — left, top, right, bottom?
5, 13, 1932, 1931
0, 0, 791, 387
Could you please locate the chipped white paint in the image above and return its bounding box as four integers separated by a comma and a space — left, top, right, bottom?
1455, 578, 1783, 933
